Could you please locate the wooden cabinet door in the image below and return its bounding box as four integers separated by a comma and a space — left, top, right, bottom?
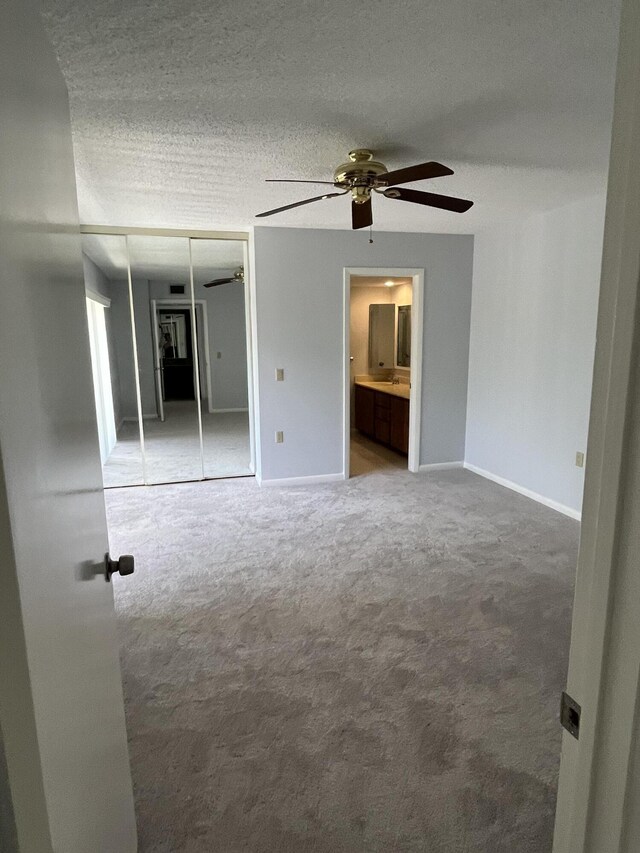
354, 385, 375, 436
390, 396, 410, 454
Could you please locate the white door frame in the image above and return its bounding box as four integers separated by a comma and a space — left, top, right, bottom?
151, 298, 214, 414
552, 0, 640, 849
149, 299, 165, 422
343, 267, 424, 477
82, 227, 256, 479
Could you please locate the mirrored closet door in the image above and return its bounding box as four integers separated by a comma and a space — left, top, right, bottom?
190, 238, 252, 479
81, 231, 252, 487
82, 233, 145, 487
128, 235, 203, 484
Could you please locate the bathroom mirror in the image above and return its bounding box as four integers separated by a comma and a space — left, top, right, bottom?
397, 304, 411, 367
368, 303, 395, 368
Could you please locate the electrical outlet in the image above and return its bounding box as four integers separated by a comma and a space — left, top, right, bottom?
275, 431, 284, 444
275, 368, 284, 381
575, 451, 585, 468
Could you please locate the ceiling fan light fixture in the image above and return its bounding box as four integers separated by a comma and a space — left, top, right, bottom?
256, 150, 473, 227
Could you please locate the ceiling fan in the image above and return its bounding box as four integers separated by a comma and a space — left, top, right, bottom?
256, 149, 473, 229
203, 266, 244, 288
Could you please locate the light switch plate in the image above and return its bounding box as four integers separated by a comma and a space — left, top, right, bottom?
575, 451, 585, 468
276, 368, 284, 381
275, 431, 284, 444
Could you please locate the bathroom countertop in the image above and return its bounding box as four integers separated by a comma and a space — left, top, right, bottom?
354, 380, 411, 400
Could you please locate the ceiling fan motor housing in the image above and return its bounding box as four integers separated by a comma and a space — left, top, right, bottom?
333, 149, 387, 203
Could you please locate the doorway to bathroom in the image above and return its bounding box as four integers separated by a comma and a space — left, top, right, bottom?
343, 267, 424, 478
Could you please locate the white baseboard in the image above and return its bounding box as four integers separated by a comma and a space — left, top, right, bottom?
463, 462, 581, 520
211, 407, 249, 413
418, 461, 464, 472
259, 472, 346, 488
122, 414, 157, 422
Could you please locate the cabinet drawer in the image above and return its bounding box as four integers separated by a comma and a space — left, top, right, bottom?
375, 420, 391, 444
375, 392, 391, 409
354, 385, 375, 436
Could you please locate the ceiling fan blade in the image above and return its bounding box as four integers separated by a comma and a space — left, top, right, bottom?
266, 179, 338, 185
352, 197, 373, 230
383, 187, 473, 213
203, 277, 235, 287
377, 161, 454, 187
256, 191, 347, 218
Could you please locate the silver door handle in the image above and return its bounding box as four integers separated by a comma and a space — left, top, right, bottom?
105, 552, 135, 582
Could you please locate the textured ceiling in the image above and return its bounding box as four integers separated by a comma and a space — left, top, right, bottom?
43, 0, 620, 233
82, 233, 244, 281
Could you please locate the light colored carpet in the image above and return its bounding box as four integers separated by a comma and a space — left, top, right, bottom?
103, 403, 251, 487
106, 442, 577, 852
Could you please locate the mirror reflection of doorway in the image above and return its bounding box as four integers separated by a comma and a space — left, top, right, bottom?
81, 232, 254, 488
158, 309, 195, 402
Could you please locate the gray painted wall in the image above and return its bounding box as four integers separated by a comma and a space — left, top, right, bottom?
82, 254, 124, 426
253, 227, 474, 481
109, 280, 140, 420
465, 195, 606, 513
131, 280, 158, 417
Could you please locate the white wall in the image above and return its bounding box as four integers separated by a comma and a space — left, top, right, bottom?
465, 195, 607, 515
253, 227, 474, 481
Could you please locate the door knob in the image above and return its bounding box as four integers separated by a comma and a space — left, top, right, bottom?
105, 552, 135, 582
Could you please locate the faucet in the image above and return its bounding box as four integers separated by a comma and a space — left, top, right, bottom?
390, 375, 400, 385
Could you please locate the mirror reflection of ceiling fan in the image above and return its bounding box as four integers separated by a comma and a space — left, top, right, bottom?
203, 266, 244, 288
256, 149, 473, 229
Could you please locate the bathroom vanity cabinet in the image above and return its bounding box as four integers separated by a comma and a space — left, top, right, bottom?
354, 383, 409, 455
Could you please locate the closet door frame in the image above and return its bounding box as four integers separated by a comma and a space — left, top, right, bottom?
82, 226, 255, 482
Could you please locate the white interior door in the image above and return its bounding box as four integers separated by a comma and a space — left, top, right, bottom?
0, 3, 136, 851
552, 0, 640, 850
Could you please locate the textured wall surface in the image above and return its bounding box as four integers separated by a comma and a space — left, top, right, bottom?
254, 227, 474, 480
42, 0, 619, 232
466, 195, 607, 513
